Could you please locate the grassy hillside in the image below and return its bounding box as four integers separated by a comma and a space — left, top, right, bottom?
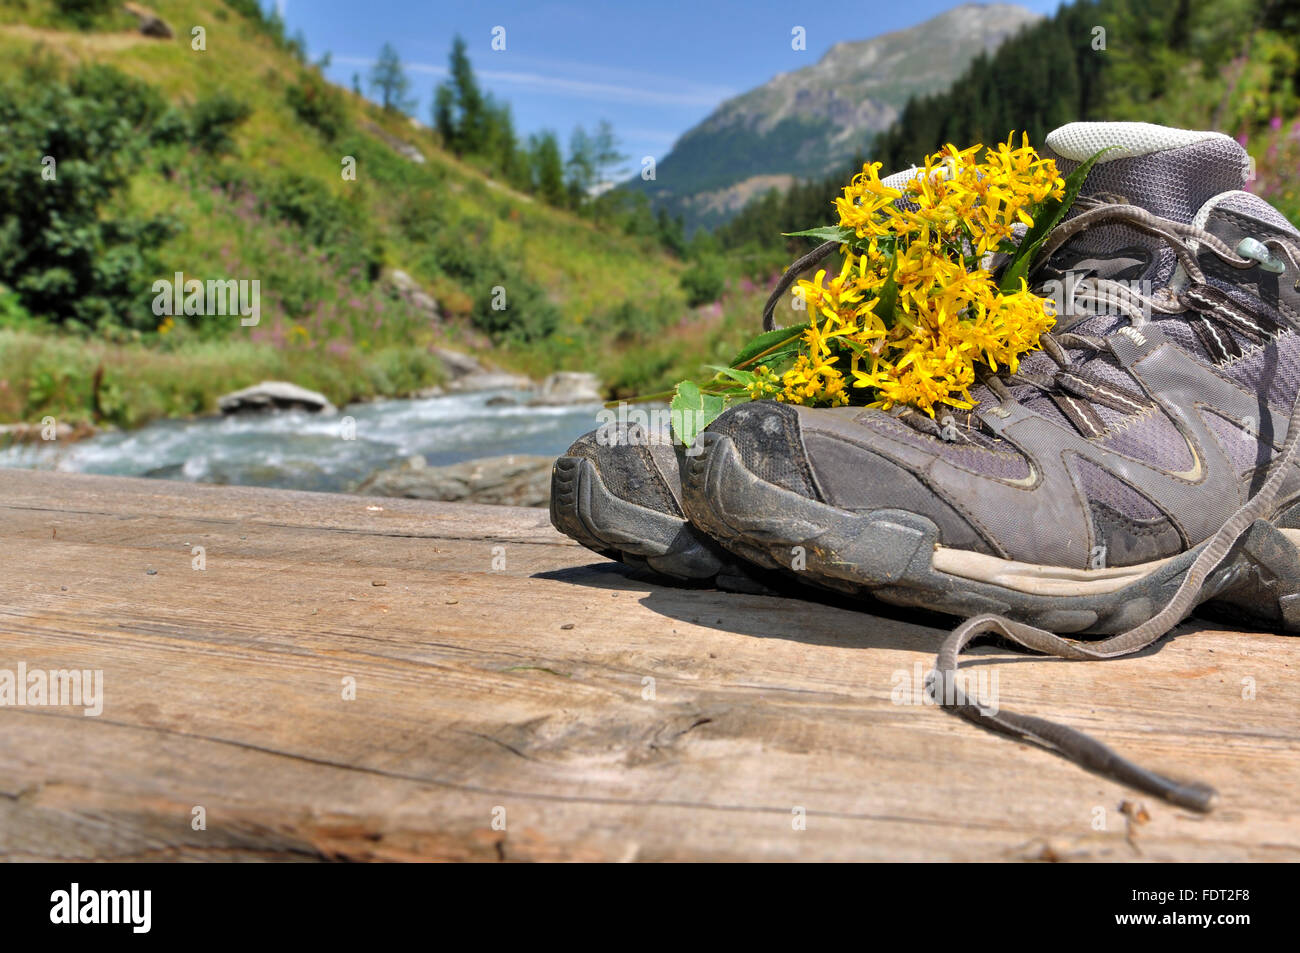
0, 0, 747, 427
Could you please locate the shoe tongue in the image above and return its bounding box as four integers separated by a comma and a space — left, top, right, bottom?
1042, 123, 1251, 287
1044, 122, 1251, 224
958, 126, 1251, 431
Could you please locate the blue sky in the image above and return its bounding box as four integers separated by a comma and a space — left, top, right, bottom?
276, 1, 1063, 169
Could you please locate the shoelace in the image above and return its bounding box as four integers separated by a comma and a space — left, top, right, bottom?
763, 202, 1300, 810
932, 208, 1300, 812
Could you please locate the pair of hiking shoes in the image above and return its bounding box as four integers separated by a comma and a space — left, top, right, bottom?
550, 122, 1300, 809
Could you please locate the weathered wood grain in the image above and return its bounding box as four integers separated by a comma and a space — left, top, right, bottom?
1, 467, 1297, 861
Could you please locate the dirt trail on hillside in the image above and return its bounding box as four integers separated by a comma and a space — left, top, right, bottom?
0, 23, 157, 54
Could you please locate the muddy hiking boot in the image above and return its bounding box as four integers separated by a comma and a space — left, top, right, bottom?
679, 122, 1300, 809
549, 167, 922, 590
550, 421, 910, 602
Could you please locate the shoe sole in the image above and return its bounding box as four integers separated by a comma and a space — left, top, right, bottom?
549, 455, 774, 591
681, 432, 1300, 635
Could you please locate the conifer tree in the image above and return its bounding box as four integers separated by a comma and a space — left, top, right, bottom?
369, 42, 415, 114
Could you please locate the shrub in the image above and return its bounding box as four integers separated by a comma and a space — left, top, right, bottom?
71, 65, 169, 132
286, 71, 349, 140
54, 0, 115, 29
471, 276, 560, 343
189, 93, 252, 155
680, 256, 726, 307
151, 107, 191, 146
0, 70, 172, 330
261, 171, 383, 280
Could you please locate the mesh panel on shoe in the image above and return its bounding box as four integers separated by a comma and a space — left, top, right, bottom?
1069, 454, 1164, 520
881, 168, 920, 190
1213, 330, 1300, 414
1045, 127, 1250, 286
1199, 408, 1276, 475
1045, 122, 1236, 163
1196, 190, 1300, 237
1099, 405, 1196, 472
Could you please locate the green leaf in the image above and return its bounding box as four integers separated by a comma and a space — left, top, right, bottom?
730, 322, 808, 368
999, 146, 1116, 293
837, 337, 880, 359
782, 225, 855, 243
875, 254, 909, 331
705, 365, 758, 386
670, 380, 729, 448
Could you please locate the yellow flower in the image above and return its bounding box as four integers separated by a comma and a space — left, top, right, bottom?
835, 161, 904, 239
745, 364, 782, 400
744, 135, 1061, 418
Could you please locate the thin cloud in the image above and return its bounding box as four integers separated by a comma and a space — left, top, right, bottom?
335, 55, 733, 108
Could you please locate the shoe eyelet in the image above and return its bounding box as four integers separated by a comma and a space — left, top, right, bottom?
1238, 237, 1287, 274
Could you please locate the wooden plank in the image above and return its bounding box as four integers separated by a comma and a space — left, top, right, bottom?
1, 467, 1298, 861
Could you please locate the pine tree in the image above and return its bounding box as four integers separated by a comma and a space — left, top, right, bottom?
567, 125, 596, 194
482, 98, 519, 179
529, 130, 566, 206
369, 42, 415, 114
433, 85, 455, 147
591, 119, 627, 185
447, 36, 486, 152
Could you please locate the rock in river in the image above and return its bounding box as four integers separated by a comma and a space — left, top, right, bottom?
527, 371, 603, 406
218, 381, 336, 415
433, 347, 533, 393
356, 454, 554, 508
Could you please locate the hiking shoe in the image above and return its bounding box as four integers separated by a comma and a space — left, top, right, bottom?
551, 420, 776, 590
551, 167, 922, 592
682, 122, 1300, 634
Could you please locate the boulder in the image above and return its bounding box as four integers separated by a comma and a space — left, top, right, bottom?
356, 454, 553, 508
360, 121, 426, 164
410, 289, 439, 316
388, 269, 417, 293
387, 269, 440, 325
432, 347, 485, 379
445, 371, 534, 393
528, 371, 603, 406
0, 420, 98, 446
123, 2, 174, 38
218, 381, 336, 415
431, 348, 532, 393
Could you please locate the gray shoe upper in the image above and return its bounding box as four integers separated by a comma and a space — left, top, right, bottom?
705, 125, 1300, 570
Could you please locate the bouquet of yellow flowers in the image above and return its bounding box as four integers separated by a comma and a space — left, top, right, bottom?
665, 133, 1108, 446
